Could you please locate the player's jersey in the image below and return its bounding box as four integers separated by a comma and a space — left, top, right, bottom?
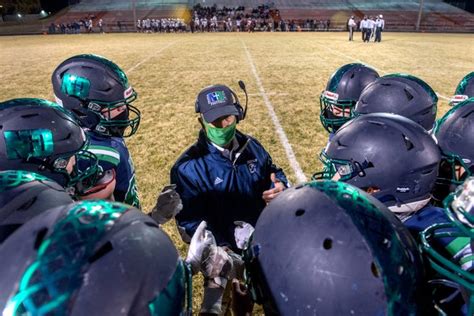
404, 205, 471, 315
405, 205, 472, 271
87, 132, 140, 208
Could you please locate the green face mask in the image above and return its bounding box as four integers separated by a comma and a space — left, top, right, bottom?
204, 121, 237, 147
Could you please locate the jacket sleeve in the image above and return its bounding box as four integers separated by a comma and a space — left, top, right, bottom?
171, 162, 205, 243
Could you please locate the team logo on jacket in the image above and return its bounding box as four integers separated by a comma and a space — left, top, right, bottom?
247, 159, 257, 174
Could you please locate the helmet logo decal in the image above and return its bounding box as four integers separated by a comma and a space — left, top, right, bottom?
61, 73, 91, 99
53, 158, 68, 170
88, 102, 102, 112
124, 86, 134, 99
4, 129, 54, 160
450, 94, 468, 106
323, 90, 339, 101
396, 187, 410, 193
206, 91, 226, 106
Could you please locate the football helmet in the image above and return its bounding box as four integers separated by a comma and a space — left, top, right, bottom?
0, 170, 73, 243
0, 200, 192, 315
420, 178, 474, 315
319, 63, 379, 133
355, 73, 438, 130
432, 98, 474, 203
313, 113, 441, 213
0, 98, 100, 195
450, 72, 474, 106
52, 54, 140, 137
244, 180, 426, 315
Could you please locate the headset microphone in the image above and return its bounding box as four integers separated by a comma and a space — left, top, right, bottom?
238, 80, 248, 119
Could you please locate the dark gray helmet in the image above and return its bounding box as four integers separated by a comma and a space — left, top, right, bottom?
432, 98, 474, 203
52, 54, 140, 137
0, 200, 192, 315
0, 98, 100, 195
450, 72, 474, 106
244, 180, 427, 315
320, 63, 379, 133
355, 74, 438, 130
313, 113, 441, 213
0, 170, 73, 244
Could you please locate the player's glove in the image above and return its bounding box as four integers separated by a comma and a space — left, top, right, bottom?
150, 184, 182, 225
186, 221, 233, 280
234, 221, 255, 250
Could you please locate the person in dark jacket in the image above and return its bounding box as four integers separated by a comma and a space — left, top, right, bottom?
171, 83, 288, 314
172, 83, 288, 250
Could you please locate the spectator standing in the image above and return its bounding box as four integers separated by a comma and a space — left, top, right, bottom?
87, 18, 93, 33
348, 16, 356, 41
375, 14, 385, 42
368, 16, 376, 41
98, 18, 104, 33
360, 15, 368, 41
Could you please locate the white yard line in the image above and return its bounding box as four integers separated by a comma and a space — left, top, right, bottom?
241, 39, 307, 183
127, 41, 177, 73
320, 45, 451, 101
248, 92, 289, 97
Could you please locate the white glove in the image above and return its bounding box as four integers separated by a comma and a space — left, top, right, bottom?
186, 221, 233, 280
234, 221, 255, 250
185, 221, 215, 274
150, 184, 182, 225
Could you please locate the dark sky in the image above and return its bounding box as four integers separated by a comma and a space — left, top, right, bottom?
40, 0, 69, 13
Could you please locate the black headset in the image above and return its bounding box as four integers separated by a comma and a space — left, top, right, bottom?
195, 81, 248, 121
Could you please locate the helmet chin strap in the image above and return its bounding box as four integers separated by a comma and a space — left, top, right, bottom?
389, 197, 431, 221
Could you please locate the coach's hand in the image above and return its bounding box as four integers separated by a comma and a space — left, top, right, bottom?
150, 184, 182, 225
262, 173, 285, 204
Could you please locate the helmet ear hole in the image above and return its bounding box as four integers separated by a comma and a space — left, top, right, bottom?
322, 238, 333, 250
294, 209, 305, 217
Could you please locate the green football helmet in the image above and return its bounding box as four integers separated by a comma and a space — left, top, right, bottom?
0, 98, 100, 196
450, 72, 474, 106
319, 63, 379, 133
52, 54, 141, 137
421, 178, 474, 315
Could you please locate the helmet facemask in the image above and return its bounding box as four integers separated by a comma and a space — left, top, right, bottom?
312, 150, 372, 182
86, 89, 141, 137
319, 92, 356, 134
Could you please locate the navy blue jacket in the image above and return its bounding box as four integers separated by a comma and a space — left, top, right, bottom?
171, 129, 288, 250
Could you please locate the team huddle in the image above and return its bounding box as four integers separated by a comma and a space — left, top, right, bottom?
0, 54, 472, 315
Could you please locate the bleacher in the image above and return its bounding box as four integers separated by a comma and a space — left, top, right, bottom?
195, 0, 474, 32
1, 0, 472, 34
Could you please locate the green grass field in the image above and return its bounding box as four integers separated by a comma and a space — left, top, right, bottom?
1, 31, 473, 312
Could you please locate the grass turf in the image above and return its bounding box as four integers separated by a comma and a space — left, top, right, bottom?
1, 31, 472, 312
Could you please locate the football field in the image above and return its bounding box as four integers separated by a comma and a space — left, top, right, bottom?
1, 31, 473, 310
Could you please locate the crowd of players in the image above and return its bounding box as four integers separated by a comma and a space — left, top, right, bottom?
0, 52, 473, 315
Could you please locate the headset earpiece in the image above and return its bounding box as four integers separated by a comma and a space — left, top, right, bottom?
195, 99, 200, 114
229, 88, 244, 121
